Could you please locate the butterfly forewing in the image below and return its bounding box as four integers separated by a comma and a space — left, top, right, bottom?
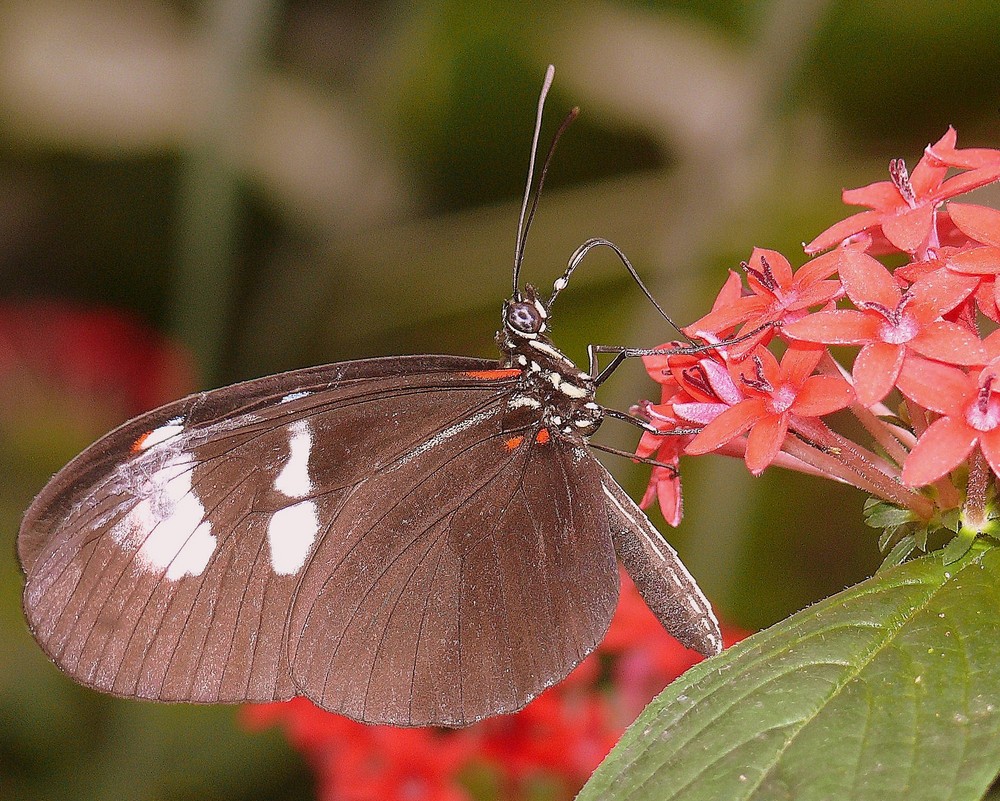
18, 355, 494, 574
21, 354, 619, 724
22, 357, 499, 701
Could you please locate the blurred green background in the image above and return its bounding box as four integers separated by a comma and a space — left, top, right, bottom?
3, 0, 1000, 798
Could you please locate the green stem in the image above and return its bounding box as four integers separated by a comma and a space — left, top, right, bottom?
173, 0, 280, 386
964, 449, 989, 530
790, 417, 935, 520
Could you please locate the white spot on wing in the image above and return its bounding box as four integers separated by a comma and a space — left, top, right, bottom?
138, 417, 185, 449
281, 391, 311, 403
113, 453, 217, 580
267, 500, 319, 575
508, 395, 541, 410
274, 419, 313, 498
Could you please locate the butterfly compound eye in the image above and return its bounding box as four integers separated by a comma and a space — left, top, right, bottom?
506, 301, 543, 334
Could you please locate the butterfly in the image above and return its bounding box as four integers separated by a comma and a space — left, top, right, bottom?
18, 66, 721, 728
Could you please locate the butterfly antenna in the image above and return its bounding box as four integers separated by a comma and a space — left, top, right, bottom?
549, 237, 694, 343
518, 106, 579, 279
513, 65, 556, 299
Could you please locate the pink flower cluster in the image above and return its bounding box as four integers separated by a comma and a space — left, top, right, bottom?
637, 129, 1000, 529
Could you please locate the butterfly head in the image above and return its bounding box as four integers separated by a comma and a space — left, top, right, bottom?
503, 284, 549, 343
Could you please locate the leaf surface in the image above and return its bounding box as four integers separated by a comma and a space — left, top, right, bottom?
579, 545, 1000, 801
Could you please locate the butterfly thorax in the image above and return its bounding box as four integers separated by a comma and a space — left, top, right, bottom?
497, 285, 603, 440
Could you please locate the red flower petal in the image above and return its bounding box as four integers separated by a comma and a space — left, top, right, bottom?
686, 295, 765, 337
927, 128, 1000, 172
910, 321, 986, 365
882, 204, 935, 253
780, 343, 825, 386
851, 342, 904, 406
838, 247, 900, 308
805, 209, 884, 254
673, 401, 729, 425
947, 203, 1000, 247
791, 248, 842, 286
841, 180, 905, 210
910, 134, 952, 195
655, 467, 683, 527
685, 398, 767, 455
783, 309, 879, 346
744, 412, 789, 475
791, 374, 855, 416
789, 280, 844, 309
935, 166, 1000, 202
896, 357, 973, 415
976, 279, 1000, 323
901, 415, 978, 486
908, 268, 980, 316
947, 246, 1000, 275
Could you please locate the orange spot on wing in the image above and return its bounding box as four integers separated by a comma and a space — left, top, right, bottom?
504, 435, 525, 451
463, 369, 521, 380
535, 428, 551, 444
131, 431, 151, 452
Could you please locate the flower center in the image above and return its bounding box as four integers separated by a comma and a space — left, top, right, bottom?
967, 376, 1000, 432
876, 313, 918, 344
765, 384, 797, 415
889, 158, 917, 208
858, 292, 917, 344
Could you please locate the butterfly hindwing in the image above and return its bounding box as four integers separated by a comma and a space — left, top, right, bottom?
600, 465, 722, 657
288, 410, 618, 726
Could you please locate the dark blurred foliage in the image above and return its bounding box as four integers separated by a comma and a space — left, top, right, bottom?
2, 0, 999, 798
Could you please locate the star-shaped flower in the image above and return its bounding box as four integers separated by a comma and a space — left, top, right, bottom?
806, 129, 1000, 256
685, 345, 854, 475
685, 248, 841, 356
784, 244, 983, 405
897, 356, 1000, 486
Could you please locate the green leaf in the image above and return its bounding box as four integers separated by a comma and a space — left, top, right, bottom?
579, 545, 1000, 801
878, 524, 902, 552
878, 533, 916, 570
863, 499, 917, 529
943, 528, 977, 566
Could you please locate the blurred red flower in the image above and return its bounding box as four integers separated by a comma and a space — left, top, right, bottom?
0, 299, 196, 430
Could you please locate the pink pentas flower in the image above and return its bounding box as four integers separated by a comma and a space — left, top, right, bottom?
948, 202, 1000, 247
806, 129, 1000, 256
892, 243, 1000, 324
635, 351, 747, 525
896, 356, 1000, 486
783, 242, 984, 405
925, 129, 1000, 173
685, 344, 854, 475
685, 249, 841, 354
636, 427, 686, 528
